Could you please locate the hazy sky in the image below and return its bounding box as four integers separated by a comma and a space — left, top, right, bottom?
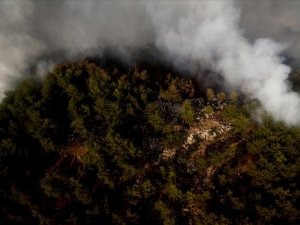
239, 0, 300, 63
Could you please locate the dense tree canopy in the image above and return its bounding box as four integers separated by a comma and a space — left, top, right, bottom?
0, 60, 299, 225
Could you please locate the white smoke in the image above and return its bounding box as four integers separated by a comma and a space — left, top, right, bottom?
0, 1, 45, 92
146, 1, 300, 125
0, 0, 300, 125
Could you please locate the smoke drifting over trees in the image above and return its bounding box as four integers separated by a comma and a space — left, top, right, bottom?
1, 0, 300, 125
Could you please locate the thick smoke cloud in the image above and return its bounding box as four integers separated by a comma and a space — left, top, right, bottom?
0, 0, 153, 89
0, 0, 300, 125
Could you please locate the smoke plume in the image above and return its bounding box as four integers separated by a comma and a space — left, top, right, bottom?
0, 0, 300, 125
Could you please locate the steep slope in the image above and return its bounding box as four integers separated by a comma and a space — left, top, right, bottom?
0, 60, 299, 225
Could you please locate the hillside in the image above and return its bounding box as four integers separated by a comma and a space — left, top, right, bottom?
0, 60, 299, 225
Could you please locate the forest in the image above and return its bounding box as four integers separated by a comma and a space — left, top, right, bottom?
0, 59, 299, 225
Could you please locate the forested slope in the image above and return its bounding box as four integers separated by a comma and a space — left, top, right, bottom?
0, 60, 299, 225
